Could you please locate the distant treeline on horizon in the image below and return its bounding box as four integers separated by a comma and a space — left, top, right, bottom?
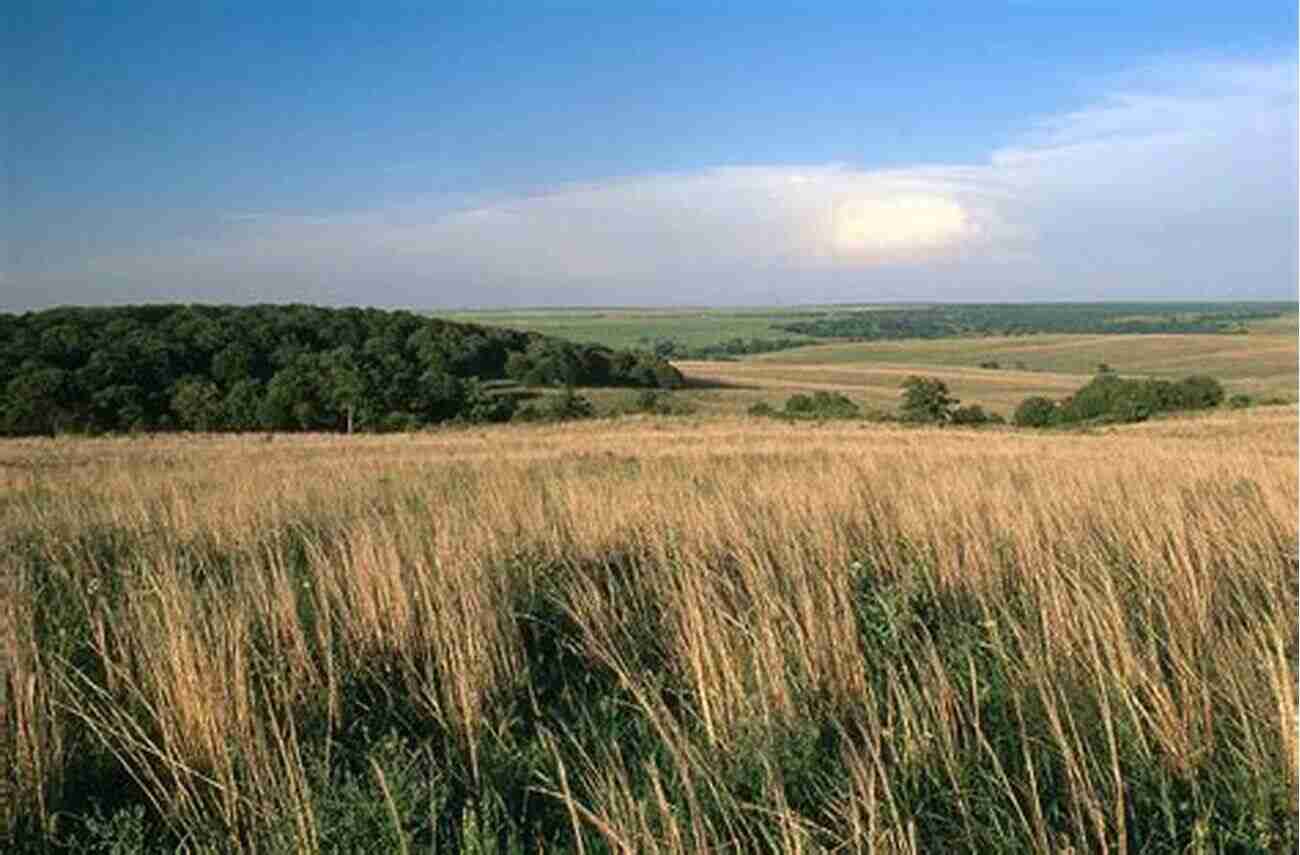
774, 301, 1296, 341
0, 304, 683, 436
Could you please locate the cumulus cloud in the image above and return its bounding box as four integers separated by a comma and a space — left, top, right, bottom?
16, 56, 1298, 307
831, 195, 971, 259
65, 163, 1027, 305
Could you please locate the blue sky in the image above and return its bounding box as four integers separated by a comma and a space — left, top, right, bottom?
6, 2, 1297, 309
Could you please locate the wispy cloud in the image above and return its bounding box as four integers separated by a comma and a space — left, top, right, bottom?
19, 56, 1298, 307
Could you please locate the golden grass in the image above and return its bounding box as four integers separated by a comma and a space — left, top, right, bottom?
1, 409, 1296, 851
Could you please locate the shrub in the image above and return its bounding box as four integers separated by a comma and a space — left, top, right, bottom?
784, 391, 860, 419
652, 360, 685, 390
635, 389, 662, 412
1228, 393, 1253, 409
1053, 372, 1227, 425
747, 402, 777, 417
652, 337, 679, 359
459, 381, 518, 423
1172, 375, 1225, 410
784, 393, 814, 415
1014, 396, 1057, 428
379, 411, 422, 432
631, 389, 695, 416
513, 388, 595, 423
1116, 396, 1153, 423
950, 404, 1001, 426
1057, 373, 1123, 422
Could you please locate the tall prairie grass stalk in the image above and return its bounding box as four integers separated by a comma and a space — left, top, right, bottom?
0, 410, 1295, 852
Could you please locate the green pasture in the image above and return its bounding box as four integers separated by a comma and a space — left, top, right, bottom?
440, 307, 824, 350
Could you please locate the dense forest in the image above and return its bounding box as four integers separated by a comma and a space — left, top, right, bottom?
776, 301, 1296, 340
0, 304, 683, 436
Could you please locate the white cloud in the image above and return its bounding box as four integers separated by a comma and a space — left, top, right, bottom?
29, 56, 1300, 307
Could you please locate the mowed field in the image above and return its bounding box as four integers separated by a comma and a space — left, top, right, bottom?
2, 408, 1296, 852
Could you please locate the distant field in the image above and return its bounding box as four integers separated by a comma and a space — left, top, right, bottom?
751, 325, 1298, 377
441, 307, 826, 350
634, 329, 1294, 419
720, 326, 1298, 410
667, 360, 1089, 416
444, 306, 1297, 418
445, 303, 1296, 353
441, 304, 935, 351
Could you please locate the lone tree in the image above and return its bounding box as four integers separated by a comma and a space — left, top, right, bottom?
899, 376, 958, 424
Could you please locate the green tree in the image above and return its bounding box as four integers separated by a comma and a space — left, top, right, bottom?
89, 384, 147, 431
1058, 372, 1124, 422
1014, 396, 1057, 428
460, 378, 517, 423
210, 344, 254, 387
523, 343, 581, 386
504, 351, 533, 383
260, 360, 325, 430
899, 376, 958, 424
3, 366, 72, 435
170, 378, 223, 431
222, 379, 264, 431
0, 303, 684, 435
321, 347, 369, 433
413, 367, 466, 423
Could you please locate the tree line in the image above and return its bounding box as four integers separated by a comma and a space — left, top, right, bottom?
775, 302, 1296, 341
745, 371, 1232, 429
894, 371, 1229, 429
642, 336, 811, 361
0, 304, 683, 436
1013, 370, 1226, 427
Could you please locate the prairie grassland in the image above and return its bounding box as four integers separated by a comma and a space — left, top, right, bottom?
2, 408, 1297, 852
670, 360, 1089, 415
752, 330, 1297, 378
752, 328, 1298, 388
669, 323, 1297, 416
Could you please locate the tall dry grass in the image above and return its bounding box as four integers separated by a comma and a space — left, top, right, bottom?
1, 409, 1296, 852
